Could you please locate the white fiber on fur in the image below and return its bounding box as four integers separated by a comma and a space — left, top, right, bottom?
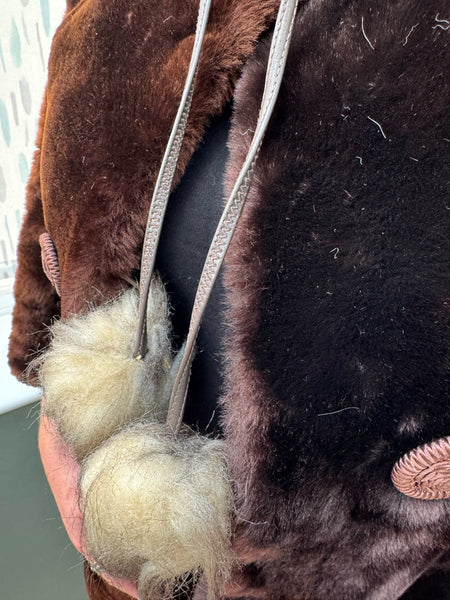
37, 279, 178, 459
80, 422, 234, 599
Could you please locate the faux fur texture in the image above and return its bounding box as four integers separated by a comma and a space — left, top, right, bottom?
8, 93, 60, 384
8, 0, 280, 382
35, 278, 177, 460
80, 423, 233, 599
220, 0, 450, 598
36, 273, 234, 597
9, 2, 281, 598
10, 0, 450, 598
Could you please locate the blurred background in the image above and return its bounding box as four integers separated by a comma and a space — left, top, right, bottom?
0, 1, 86, 598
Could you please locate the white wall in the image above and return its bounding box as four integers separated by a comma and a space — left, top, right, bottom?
0, 278, 40, 414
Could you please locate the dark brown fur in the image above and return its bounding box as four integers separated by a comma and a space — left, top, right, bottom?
9, 0, 279, 381
9, 0, 450, 598
8, 92, 60, 382
222, 0, 450, 598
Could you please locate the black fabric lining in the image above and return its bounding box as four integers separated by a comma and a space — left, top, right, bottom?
155, 107, 232, 434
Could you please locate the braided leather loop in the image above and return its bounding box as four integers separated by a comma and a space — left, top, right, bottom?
39, 232, 61, 296
391, 437, 450, 500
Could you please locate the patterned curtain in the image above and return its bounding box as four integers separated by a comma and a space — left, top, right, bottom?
0, 0, 65, 280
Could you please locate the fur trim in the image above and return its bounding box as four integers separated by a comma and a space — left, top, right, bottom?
221, 0, 450, 598
9, 0, 280, 380
36, 279, 177, 460
80, 422, 233, 599
36, 277, 234, 598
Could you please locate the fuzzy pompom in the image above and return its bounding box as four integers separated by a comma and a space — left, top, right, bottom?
36, 277, 234, 597
80, 422, 234, 599
36, 280, 179, 459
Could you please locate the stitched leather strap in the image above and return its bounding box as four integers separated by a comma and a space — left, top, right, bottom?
135, 0, 299, 434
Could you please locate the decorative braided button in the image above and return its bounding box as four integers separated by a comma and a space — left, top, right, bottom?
391, 436, 450, 500
39, 232, 61, 296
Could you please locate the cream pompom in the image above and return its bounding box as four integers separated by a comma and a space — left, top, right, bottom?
37, 279, 178, 459
36, 277, 234, 597
80, 422, 234, 598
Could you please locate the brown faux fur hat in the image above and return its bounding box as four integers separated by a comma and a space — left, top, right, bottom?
8, 0, 279, 381
10, 0, 450, 599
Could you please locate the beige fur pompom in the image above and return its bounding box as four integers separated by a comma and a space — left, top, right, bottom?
80, 422, 234, 599
35, 276, 234, 597
36, 279, 179, 460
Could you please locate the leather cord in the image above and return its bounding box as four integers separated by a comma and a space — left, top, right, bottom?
135, 0, 299, 435
166, 0, 299, 434
134, 0, 212, 360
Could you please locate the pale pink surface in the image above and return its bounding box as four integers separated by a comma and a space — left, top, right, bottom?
39, 414, 139, 599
